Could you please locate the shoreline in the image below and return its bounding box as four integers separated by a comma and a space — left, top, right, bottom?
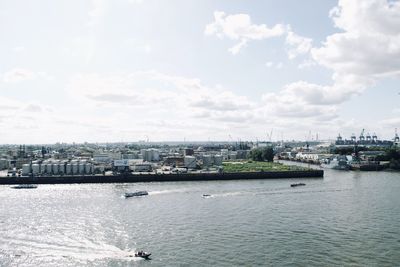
0, 170, 323, 185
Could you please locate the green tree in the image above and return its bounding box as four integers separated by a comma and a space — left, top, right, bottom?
249, 147, 274, 162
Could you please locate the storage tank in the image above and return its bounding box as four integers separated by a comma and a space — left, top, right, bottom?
42, 163, 50, 174
214, 155, 223, 166
52, 163, 59, 175
202, 155, 212, 167
184, 156, 196, 169
66, 164, 72, 175
58, 163, 65, 174
32, 164, 40, 175
79, 163, 86, 174
22, 164, 31, 176
72, 163, 79, 175
85, 163, 92, 174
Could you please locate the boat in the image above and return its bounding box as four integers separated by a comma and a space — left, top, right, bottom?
124, 191, 148, 198
134, 250, 151, 259
290, 183, 306, 187
202, 194, 211, 197
350, 161, 384, 171
11, 184, 38, 189
321, 156, 350, 170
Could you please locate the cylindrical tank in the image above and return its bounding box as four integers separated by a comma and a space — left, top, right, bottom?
79, 163, 86, 174
202, 155, 212, 167
72, 163, 79, 175
22, 164, 31, 176
214, 155, 223, 166
58, 163, 65, 174
66, 164, 72, 175
42, 163, 50, 174
32, 164, 40, 175
52, 163, 59, 174
85, 163, 92, 174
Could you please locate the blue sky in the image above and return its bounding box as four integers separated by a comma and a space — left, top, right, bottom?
0, 0, 399, 143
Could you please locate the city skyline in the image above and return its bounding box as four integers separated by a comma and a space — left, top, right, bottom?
1, 0, 399, 144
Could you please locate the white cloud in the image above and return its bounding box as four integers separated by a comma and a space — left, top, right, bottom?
285, 26, 313, 59
87, 0, 108, 27
265, 61, 274, 68
298, 59, 317, 69
205, 11, 285, 54
269, 0, 400, 114
265, 61, 283, 69
312, 0, 400, 80
12, 46, 26, 53
68, 71, 255, 113
2, 68, 35, 83
128, 0, 144, 3
1, 68, 53, 83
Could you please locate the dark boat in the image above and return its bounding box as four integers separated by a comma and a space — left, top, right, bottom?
290, 183, 306, 187
202, 194, 211, 197
134, 251, 151, 259
11, 184, 38, 189
124, 191, 148, 198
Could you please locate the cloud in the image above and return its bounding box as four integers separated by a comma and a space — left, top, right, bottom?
2, 68, 35, 83
312, 0, 400, 80
1, 68, 53, 83
12, 46, 26, 53
128, 0, 144, 3
205, 11, 285, 54
24, 104, 44, 113
267, 0, 400, 114
285, 26, 313, 59
87, 0, 108, 27
265, 61, 283, 69
65, 70, 353, 141
68, 71, 255, 113
381, 117, 400, 127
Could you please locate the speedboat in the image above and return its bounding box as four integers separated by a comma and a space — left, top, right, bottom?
290, 183, 306, 187
134, 251, 151, 259
125, 191, 148, 198
11, 184, 38, 189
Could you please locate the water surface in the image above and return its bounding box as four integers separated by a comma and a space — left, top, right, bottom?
0, 169, 399, 266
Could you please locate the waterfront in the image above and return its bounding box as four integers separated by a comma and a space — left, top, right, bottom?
1, 169, 400, 266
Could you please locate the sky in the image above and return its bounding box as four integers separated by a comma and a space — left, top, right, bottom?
0, 0, 399, 144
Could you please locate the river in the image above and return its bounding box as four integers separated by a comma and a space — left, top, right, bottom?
0, 167, 399, 266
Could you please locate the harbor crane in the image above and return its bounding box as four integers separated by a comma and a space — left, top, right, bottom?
266, 129, 273, 142
359, 129, 365, 141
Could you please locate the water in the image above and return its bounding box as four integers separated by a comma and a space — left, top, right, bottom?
1, 169, 400, 266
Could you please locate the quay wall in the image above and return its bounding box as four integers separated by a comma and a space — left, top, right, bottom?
0, 170, 323, 185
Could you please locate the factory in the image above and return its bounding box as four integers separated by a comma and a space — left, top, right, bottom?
21, 160, 94, 176
0, 141, 255, 177
335, 129, 399, 147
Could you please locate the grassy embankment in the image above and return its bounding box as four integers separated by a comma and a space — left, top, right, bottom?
222, 161, 309, 173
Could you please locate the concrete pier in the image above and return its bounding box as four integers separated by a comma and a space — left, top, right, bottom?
0, 170, 323, 185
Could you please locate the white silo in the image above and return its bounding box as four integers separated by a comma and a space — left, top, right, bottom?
85, 163, 92, 174
43, 163, 51, 174
72, 163, 79, 175
151, 149, 160, 161
202, 155, 212, 167
58, 163, 65, 174
22, 164, 31, 176
79, 163, 86, 174
66, 164, 72, 175
52, 163, 59, 175
32, 164, 40, 175
184, 156, 196, 169
214, 155, 223, 166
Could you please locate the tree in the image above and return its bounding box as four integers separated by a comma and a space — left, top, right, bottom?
249, 147, 274, 162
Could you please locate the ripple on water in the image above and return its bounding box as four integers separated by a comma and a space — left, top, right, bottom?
0, 172, 400, 266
